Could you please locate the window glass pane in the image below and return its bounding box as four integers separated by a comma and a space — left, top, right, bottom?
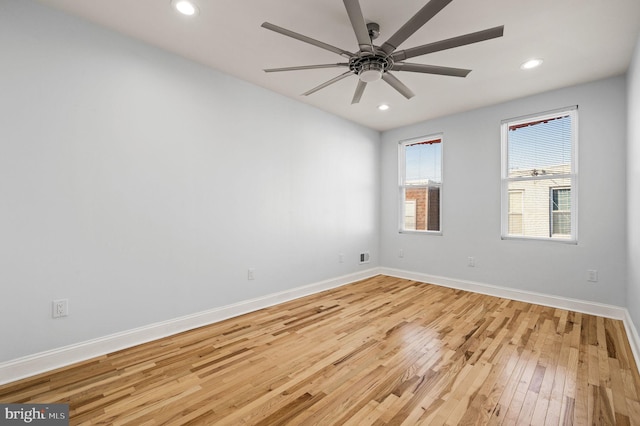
400, 135, 442, 233
508, 115, 572, 178
402, 186, 440, 231
404, 140, 441, 184
507, 178, 571, 238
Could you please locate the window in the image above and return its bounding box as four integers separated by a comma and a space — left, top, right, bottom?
501, 107, 577, 242
399, 135, 442, 233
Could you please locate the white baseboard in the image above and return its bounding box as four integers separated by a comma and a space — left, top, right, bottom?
380, 267, 640, 369
380, 267, 627, 318
623, 309, 640, 370
3, 267, 639, 386
0, 268, 380, 386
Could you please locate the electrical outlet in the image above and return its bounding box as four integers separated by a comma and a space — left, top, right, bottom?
339, 253, 344, 263
247, 268, 255, 280
52, 299, 68, 318
359, 252, 370, 264
399, 249, 404, 258
467, 257, 476, 267
587, 269, 598, 282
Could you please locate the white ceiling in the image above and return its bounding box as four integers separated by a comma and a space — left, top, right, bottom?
35, 0, 640, 131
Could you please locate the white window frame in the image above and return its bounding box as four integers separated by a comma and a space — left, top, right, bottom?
500, 106, 578, 243
398, 134, 443, 235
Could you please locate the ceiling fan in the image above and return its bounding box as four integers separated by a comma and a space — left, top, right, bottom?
261, 0, 504, 104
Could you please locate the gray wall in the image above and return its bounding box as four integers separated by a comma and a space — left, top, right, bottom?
628, 35, 640, 329
0, 0, 380, 362
380, 76, 628, 306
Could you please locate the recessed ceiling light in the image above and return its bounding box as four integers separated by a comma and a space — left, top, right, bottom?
521, 58, 543, 70
378, 104, 390, 111
172, 0, 199, 16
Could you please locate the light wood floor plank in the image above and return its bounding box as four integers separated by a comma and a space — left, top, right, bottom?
1, 275, 639, 425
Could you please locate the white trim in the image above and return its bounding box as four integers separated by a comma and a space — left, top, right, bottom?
501, 235, 578, 245
380, 267, 626, 319
0, 269, 380, 385
623, 309, 640, 371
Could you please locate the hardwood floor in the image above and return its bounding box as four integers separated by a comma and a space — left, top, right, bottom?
1, 275, 639, 425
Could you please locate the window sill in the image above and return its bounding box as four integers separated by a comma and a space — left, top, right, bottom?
501, 235, 577, 245
399, 230, 443, 236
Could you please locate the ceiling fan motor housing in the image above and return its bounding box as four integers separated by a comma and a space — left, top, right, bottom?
351, 52, 393, 82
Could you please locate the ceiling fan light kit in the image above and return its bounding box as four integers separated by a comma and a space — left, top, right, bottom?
358, 61, 384, 82
261, 0, 504, 105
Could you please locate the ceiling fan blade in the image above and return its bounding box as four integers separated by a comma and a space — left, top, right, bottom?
262, 22, 354, 59
351, 80, 367, 104
380, 0, 453, 55
392, 26, 504, 61
302, 71, 353, 96
265, 63, 349, 73
343, 0, 373, 53
392, 62, 471, 77
382, 73, 415, 99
